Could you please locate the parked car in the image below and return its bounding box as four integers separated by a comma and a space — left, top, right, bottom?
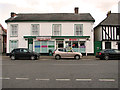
9, 48, 40, 60
53, 48, 82, 60
96, 49, 120, 60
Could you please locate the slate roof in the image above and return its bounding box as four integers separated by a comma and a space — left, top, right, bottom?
5, 13, 95, 22
97, 13, 120, 26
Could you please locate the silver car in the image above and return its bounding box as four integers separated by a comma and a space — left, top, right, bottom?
53, 48, 82, 60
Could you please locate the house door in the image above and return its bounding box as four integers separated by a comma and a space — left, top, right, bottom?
94, 41, 102, 55
28, 39, 33, 51
118, 43, 120, 50
105, 42, 111, 49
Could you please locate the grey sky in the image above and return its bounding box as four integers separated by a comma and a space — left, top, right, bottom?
0, 0, 119, 29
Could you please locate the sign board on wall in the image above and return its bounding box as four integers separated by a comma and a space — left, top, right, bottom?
36, 37, 51, 41
69, 39, 78, 41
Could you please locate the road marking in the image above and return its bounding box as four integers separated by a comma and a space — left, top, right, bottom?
0, 64, 15, 66
36, 79, 50, 81
53, 64, 97, 66
56, 79, 70, 81
0, 77, 10, 80
99, 79, 115, 82
16, 78, 29, 80
76, 79, 92, 81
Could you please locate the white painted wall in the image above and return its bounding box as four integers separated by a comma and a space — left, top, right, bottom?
102, 41, 118, 49
7, 22, 94, 53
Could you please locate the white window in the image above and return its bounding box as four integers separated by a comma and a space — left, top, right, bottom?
9, 40, 18, 52
31, 24, 39, 36
53, 24, 61, 36
75, 24, 83, 36
10, 24, 18, 36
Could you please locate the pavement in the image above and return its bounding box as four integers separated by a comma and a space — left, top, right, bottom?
1, 54, 96, 60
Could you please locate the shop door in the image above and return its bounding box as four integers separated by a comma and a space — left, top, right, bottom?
28, 39, 33, 51
56, 41, 64, 48
94, 41, 102, 55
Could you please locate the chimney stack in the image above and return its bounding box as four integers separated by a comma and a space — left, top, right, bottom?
74, 7, 79, 14
11, 12, 16, 17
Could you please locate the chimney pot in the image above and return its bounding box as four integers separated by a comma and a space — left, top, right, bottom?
74, 7, 79, 14
107, 11, 111, 17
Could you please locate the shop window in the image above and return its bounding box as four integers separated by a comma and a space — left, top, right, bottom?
72, 41, 78, 48
31, 24, 39, 36
65, 41, 71, 48
53, 24, 61, 36
80, 41, 85, 48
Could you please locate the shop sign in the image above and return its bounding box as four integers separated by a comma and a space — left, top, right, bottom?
69, 39, 78, 41
36, 37, 51, 41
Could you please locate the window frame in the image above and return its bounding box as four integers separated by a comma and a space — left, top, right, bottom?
52, 24, 61, 36
10, 24, 18, 37
74, 24, 83, 36
31, 24, 40, 36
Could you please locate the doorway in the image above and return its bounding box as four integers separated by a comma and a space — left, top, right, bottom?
105, 42, 111, 49
56, 41, 64, 48
28, 39, 33, 51
118, 43, 120, 50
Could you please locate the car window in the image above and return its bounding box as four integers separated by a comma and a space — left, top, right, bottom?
58, 49, 64, 52
104, 50, 115, 53
66, 49, 72, 52
21, 49, 28, 53
114, 50, 120, 53
15, 49, 20, 53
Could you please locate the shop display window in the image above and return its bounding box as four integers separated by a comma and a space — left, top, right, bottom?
72, 41, 78, 48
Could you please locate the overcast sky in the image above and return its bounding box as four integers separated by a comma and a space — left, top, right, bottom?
0, 0, 119, 29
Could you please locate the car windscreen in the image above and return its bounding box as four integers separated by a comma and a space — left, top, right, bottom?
58, 49, 64, 52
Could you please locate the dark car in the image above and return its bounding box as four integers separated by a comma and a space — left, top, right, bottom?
96, 49, 120, 60
10, 48, 40, 60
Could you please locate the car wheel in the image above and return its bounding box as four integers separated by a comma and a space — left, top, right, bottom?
31, 56, 35, 60
11, 55, 15, 60
55, 55, 61, 60
75, 55, 80, 60
104, 55, 109, 60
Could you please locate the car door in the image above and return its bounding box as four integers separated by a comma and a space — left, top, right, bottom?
15, 49, 21, 58
66, 49, 74, 57
20, 49, 30, 59
114, 50, 120, 59
58, 49, 67, 58
108, 50, 117, 59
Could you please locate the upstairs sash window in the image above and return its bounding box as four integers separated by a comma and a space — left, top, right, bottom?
53, 24, 61, 36
10, 24, 18, 36
31, 24, 39, 36
75, 24, 83, 36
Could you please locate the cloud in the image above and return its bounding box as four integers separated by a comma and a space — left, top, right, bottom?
0, 0, 119, 28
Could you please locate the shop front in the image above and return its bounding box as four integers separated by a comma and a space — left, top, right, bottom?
24, 36, 90, 54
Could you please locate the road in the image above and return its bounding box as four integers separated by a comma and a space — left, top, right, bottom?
1, 56, 119, 88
